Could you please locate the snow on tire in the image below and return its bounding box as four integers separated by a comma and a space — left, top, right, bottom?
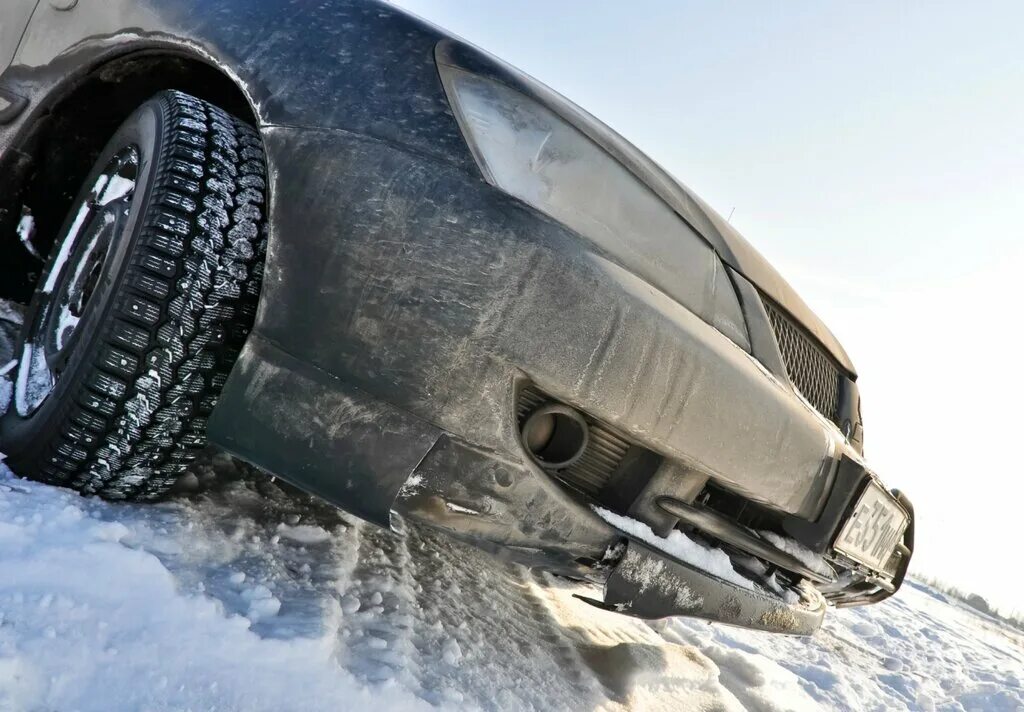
0, 90, 267, 501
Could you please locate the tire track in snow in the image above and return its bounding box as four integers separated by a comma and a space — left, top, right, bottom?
335, 520, 425, 686
3, 450, 1020, 711
129, 462, 619, 709
332, 517, 608, 710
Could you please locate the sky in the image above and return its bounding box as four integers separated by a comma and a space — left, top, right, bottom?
393, 0, 1024, 614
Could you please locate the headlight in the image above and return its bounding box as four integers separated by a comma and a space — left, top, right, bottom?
438, 65, 749, 349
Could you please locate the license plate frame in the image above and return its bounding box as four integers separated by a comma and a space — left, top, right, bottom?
833, 481, 908, 573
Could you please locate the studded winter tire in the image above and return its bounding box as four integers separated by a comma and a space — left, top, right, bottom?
0, 90, 266, 500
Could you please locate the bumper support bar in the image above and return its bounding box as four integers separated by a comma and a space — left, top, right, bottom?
656, 496, 836, 584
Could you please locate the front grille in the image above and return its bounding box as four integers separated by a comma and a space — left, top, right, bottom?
761, 298, 843, 426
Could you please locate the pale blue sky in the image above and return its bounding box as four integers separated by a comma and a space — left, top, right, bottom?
394, 0, 1024, 613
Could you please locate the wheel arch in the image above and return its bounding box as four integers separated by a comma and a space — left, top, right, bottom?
1, 48, 263, 303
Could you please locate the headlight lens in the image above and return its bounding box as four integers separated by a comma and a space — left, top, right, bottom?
439, 66, 749, 349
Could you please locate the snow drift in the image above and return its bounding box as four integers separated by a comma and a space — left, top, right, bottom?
0, 454, 1020, 711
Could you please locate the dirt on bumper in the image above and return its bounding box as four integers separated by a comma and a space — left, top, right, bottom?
583, 541, 826, 635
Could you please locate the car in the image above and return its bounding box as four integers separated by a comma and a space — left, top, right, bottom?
0, 0, 913, 635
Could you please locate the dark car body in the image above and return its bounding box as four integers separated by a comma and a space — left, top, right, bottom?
0, 0, 912, 634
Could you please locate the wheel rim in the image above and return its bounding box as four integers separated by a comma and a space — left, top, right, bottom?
15, 146, 139, 417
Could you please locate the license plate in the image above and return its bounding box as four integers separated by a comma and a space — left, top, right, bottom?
833, 481, 908, 573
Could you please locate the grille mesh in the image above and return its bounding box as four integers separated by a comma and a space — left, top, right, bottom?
761, 299, 843, 425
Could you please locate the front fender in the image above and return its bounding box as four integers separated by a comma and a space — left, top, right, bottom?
10, 0, 471, 167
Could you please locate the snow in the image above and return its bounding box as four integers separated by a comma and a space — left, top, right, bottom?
617, 547, 703, 608
276, 522, 333, 544
41, 200, 90, 295
52, 215, 114, 351
13, 342, 52, 417
0, 361, 14, 419
98, 175, 135, 206
0, 461, 433, 712
36, 171, 134, 298
0, 458, 1021, 711
2, 305, 30, 421
760, 529, 836, 578
0, 303, 15, 414
594, 505, 757, 591
16, 213, 40, 260
241, 584, 283, 622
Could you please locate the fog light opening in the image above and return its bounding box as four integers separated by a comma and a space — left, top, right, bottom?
521, 403, 590, 469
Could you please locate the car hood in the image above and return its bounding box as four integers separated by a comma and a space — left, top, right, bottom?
438, 39, 856, 377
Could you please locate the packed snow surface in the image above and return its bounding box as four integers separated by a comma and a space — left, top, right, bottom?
0, 456, 1020, 712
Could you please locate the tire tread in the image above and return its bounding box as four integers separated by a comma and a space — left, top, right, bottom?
21, 90, 266, 500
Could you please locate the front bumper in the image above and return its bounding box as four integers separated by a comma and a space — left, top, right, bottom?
207, 126, 909, 632
212, 125, 842, 518
212, 335, 830, 634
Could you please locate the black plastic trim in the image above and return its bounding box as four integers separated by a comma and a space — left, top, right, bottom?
580, 540, 826, 635
780, 456, 868, 553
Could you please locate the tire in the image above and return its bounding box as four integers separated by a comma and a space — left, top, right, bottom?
0, 90, 266, 500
